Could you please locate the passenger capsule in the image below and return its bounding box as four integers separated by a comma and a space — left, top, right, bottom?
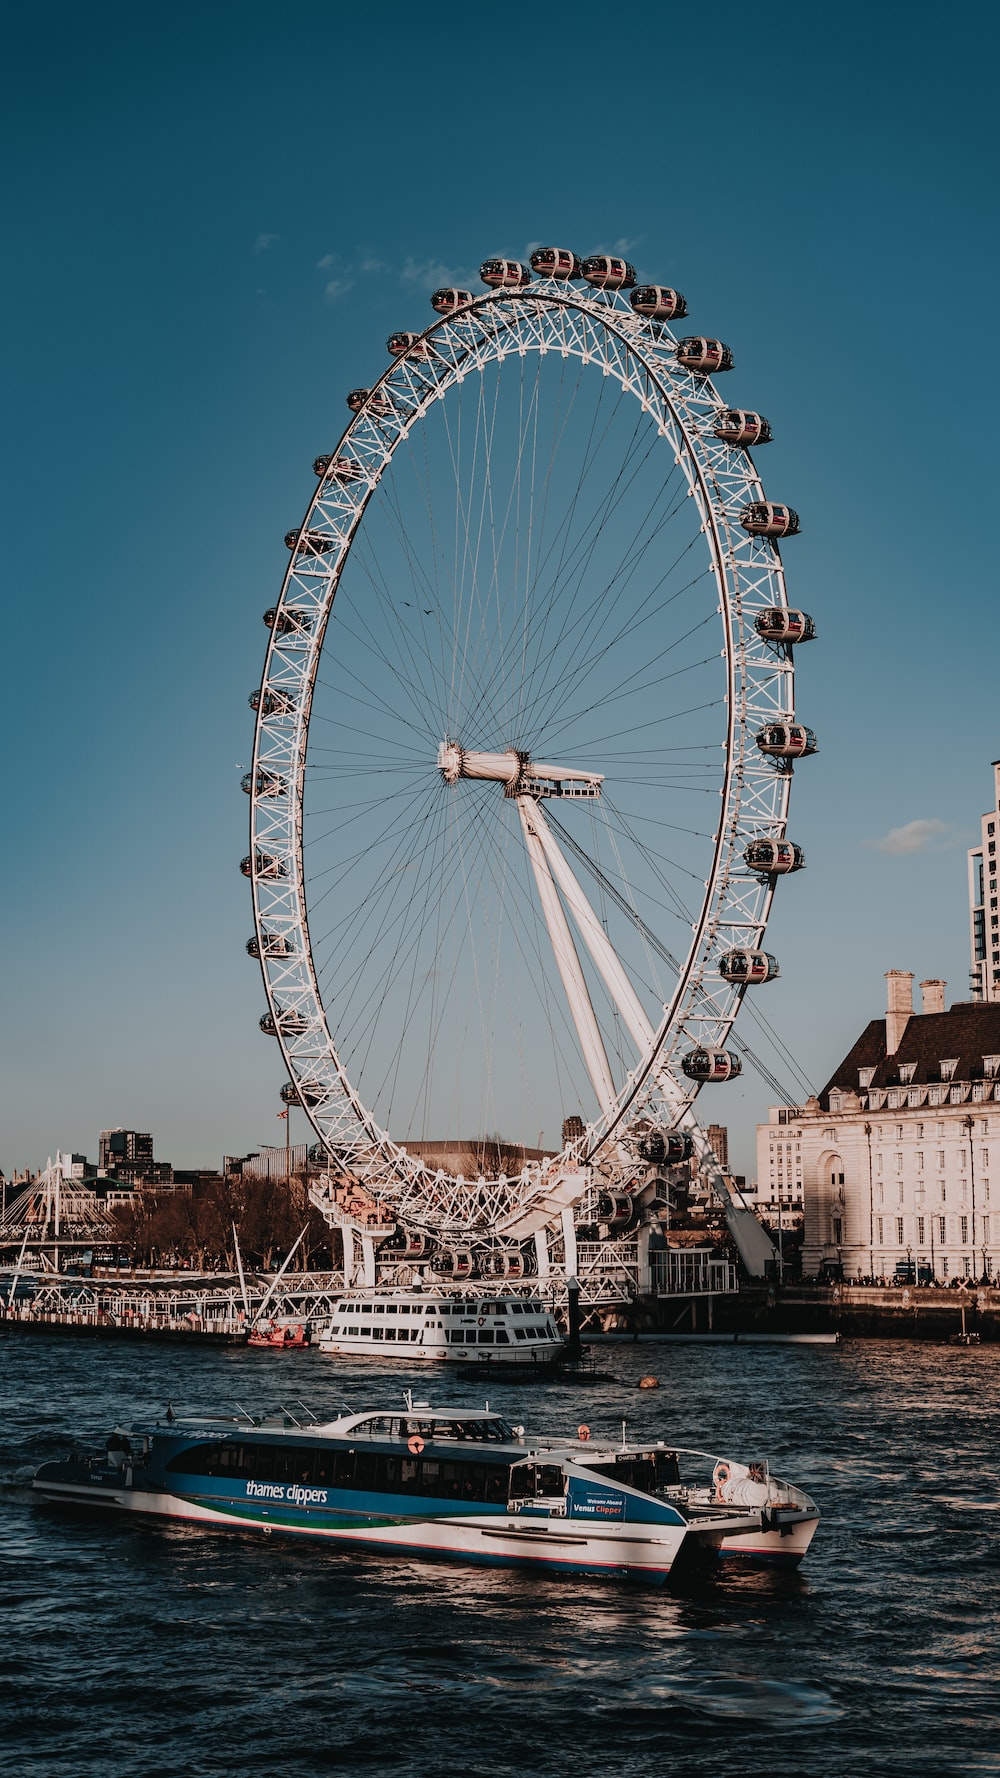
744, 838, 805, 875
713, 408, 772, 446
479, 258, 532, 289
313, 454, 364, 483
284, 528, 338, 555
630, 285, 688, 321
435, 1247, 472, 1278
263, 606, 312, 635
754, 608, 815, 643
581, 255, 636, 289
240, 851, 286, 880
281, 1078, 323, 1107
247, 932, 293, 959
719, 948, 779, 985
484, 1250, 526, 1279
387, 1231, 430, 1259
386, 331, 434, 358
599, 1191, 636, 1228
636, 1129, 694, 1164
740, 502, 799, 538
676, 337, 734, 373
430, 287, 474, 315
756, 722, 818, 759
681, 1048, 743, 1083
529, 247, 582, 279
273, 1007, 309, 1036
241, 769, 287, 798
249, 688, 293, 717
259, 1013, 278, 1037
346, 387, 394, 417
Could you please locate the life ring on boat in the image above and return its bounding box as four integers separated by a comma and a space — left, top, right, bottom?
578, 1425, 591, 1442
407, 1434, 424, 1455
713, 1460, 731, 1502
477, 1317, 485, 1326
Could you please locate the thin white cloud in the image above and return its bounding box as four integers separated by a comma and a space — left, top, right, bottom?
254, 233, 280, 255
400, 255, 468, 290
323, 277, 353, 302
867, 818, 951, 856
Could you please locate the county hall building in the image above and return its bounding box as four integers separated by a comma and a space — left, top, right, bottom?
757, 972, 1000, 1282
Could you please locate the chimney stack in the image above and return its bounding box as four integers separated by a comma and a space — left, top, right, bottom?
885, 970, 914, 1056
920, 979, 946, 1017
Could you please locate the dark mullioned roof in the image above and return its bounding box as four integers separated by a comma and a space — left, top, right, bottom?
819, 1002, 1000, 1109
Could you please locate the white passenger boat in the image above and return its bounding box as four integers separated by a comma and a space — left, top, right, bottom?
317, 1289, 565, 1363
32, 1397, 820, 1582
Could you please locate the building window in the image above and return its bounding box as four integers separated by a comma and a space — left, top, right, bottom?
940, 1060, 958, 1081
961, 1216, 968, 1244
942, 1257, 949, 1277
916, 1151, 924, 1171
876, 1153, 883, 1174
877, 1183, 884, 1205
898, 1183, 904, 1204
896, 1153, 904, 1172
896, 1217, 904, 1243
877, 1217, 884, 1244
937, 1151, 946, 1170
939, 1217, 946, 1242
917, 1216, 925, 1243
833, 1217, 843, 1244
982, 1150, 990, 1169
859, 1068, 875, 1089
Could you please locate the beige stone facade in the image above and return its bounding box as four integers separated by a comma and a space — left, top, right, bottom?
757, 973, 1000, 1281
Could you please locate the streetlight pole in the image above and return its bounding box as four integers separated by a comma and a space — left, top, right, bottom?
964, 1114, 977, 1268
864, 1123, 874, 1281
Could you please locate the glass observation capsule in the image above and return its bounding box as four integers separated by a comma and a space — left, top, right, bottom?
430, 287, 474, 315
740, 502, 800, 538
630, 285, 688, 321
713, 408, 772, 446
599, 1191, 637, 1226
676, 337, 734, 373
635, 1129, 694, 1164
681, 1048, 743, 1083
484, 1250, 525, 1278
263, 606, 313, 635
240, 851, 286, 880
529, 247, 582, 279
479, 258, 532, 289
346, 388, 394, 416
259, 1012, 278, 1037
247, 932, 293, 959
755, 722, 818, 759
744, 838, 805, 874
754, 608, 815, 643
719, 948, 779, 985
435, 1248, 472, 1276
313, 454, 364, 482
281, 1079, 323, 1107
386, 331, 435, 358
241, 769, 287, 799
284, 528, 337, 555
580, 254, 636, 289
249, 688, 294, 717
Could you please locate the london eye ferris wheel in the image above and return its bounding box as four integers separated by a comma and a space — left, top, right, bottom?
242, 247, 815, 1254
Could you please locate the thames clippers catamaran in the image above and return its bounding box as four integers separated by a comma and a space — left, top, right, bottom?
32, 1398, 819, 1581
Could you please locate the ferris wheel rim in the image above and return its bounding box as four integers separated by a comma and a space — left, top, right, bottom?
247, 274, 799, 1223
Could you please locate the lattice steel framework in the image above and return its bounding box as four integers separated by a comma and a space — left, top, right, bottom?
247, 271, 805, 1238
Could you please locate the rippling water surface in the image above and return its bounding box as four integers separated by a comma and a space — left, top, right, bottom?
2, 1336, 999, 1776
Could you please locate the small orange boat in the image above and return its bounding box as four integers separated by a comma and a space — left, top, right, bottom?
247, 1320, 311, 1350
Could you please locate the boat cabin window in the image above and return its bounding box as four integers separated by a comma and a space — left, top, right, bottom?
166, 1439, 513, 1502
580, 1451, 680, 1491
508, 1462, 566, 1500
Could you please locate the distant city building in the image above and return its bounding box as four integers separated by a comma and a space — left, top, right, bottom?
968, 758, 1000, 1002
758, 972, 999, 1282
97, 1129, 172, 1187
705, 1125, 729, 1170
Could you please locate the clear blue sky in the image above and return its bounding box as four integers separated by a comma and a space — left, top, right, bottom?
4, 0, 998, 1181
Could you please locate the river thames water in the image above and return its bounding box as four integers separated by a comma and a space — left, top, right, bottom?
2, 1334, 999, 1777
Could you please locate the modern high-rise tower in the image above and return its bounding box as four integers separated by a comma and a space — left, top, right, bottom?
969, 760, 1000, 1003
